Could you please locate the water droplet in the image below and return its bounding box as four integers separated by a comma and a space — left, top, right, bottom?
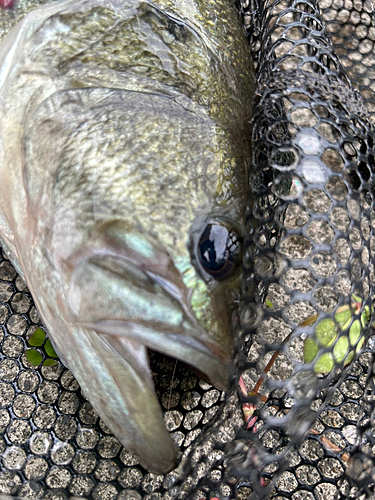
273, 175, 303, 200
2, 446, 27, 470
29, 432, 53, 455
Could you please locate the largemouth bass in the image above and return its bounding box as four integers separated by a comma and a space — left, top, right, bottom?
0, 0, 253, 473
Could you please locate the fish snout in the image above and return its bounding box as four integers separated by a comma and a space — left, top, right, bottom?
65, 220, 232, 384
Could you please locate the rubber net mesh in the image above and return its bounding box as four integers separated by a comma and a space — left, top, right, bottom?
1, 1, 375, 499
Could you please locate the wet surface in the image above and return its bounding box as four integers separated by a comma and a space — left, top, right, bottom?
2, 0, 375, 499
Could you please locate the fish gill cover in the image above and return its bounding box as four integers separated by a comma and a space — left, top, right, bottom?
0, 1, 375, 500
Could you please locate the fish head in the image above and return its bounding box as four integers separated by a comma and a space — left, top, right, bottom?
0, 0, 253, 473
45, 86, 248, 390
26, 87, 249, 473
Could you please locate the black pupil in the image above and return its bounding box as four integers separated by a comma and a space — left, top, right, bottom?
198, 223, 240, 279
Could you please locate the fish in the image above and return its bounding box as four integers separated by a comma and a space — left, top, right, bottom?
0, 0, 254, 473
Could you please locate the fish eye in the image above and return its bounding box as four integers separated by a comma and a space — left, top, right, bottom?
198, 221, 242, 280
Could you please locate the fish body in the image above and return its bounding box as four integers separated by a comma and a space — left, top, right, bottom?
0, 0, 253, 473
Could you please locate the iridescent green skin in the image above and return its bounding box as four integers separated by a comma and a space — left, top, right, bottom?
0, 0, 253, 472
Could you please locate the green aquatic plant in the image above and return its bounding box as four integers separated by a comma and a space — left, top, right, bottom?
265, 298, 274, 308
303, 295, 373, 374
26, 327, 59, 367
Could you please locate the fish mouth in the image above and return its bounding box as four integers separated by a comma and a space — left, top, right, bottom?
67, 253, 232, 390
61, 220, 233, 473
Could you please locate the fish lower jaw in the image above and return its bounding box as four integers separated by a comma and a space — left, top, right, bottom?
65, 250, 232, 390
57, 319, 229, 473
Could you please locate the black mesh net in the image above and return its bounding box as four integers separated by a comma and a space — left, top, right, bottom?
1, 0, 375, 499
231, 0, 375, 498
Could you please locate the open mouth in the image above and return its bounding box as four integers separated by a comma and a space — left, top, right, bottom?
67, 253, 232, 389
146, 348, 223, 436
60, 224, 234, 473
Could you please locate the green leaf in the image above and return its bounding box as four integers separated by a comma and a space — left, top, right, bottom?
334, 305, 352, 330
43, 359, 58, 366
333, 336, 349, 363
351, 294, 362, 304
349, 319, 361, 346
303, 296, 373, 375
314, 353, 334, 374
44, 339, 58, 358
28, 328, 46, 347
345, 350, 354, 365
315, 319, 337, 347
361, 306, 371, 327
26, 349, 43, 366
265, 299, 273, 308
303, 337, 318, 363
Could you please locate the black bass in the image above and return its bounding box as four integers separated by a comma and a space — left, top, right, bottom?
0, 0, 253, 473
